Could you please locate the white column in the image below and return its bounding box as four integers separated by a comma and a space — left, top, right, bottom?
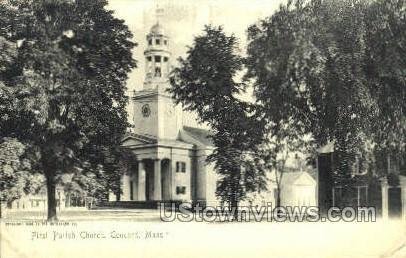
399, 176, 406, 221
121, 173, 130, 201
138, 161, 146, 201
133, 168, 138, 201
196, 156, 207, 202
154, 159, 162, 200
381, 178, 389, 220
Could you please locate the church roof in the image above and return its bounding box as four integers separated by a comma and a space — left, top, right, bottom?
181, 126, 214, 147
121, 132, 157, 145
269, 171, 316, 186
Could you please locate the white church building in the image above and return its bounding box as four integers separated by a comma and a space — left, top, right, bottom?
116, 19, 317, 208
119, 21, 219, 205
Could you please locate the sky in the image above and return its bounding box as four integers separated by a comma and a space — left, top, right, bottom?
107, 0, 286, 94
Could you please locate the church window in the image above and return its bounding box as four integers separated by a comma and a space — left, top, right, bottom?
164, 57, 168, 62
164, 40, 167, 45
176, 162, 186, 173
155, 56, 161, 62
156, 39, 160, 45
176, 186, 186, 195
148, 39, 152, 45
147, 56, 152, 62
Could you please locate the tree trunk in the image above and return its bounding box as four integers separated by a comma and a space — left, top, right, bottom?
66, 193, 71, 208
275, 186, 283, 219
46, 173, 57, 221
116, 191, 120, 201
230, 196, 239, 221
276, 188, 281, 208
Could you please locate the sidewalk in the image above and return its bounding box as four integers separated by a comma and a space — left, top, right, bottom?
1, 209, 163, 222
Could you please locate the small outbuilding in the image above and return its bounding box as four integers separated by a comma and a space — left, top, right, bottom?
246, 171, 317, 208
277, 172, 317, 207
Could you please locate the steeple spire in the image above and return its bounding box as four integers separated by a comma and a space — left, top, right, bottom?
156, 6, 164, 25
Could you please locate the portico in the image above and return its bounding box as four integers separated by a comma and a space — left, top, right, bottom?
120, 134, 197, 202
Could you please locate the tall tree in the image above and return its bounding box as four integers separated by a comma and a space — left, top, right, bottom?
245, 0, 405, 190
0, 0, 136, 220
169, 25, 266, 215
364, 0, 406, 176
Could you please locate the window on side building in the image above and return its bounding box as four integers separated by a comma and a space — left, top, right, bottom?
176, 186, 186, 195
176, 162, 186, 173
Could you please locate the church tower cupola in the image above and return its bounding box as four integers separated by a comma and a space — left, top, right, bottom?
143, 8, 171, 91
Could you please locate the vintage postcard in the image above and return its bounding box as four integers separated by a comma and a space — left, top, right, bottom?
1, 0, 405, 257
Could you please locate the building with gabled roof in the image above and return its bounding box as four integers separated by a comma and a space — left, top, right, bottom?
119, 20, 218, 205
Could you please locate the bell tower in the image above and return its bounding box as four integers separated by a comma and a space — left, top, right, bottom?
132, 8, 182, 140
143, 8, 171, 92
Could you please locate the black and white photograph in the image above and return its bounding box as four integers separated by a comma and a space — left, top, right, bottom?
0, 0, 405, 257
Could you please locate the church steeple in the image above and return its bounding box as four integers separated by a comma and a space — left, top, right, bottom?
143, 8, 171, 91
133, 8, 182, 140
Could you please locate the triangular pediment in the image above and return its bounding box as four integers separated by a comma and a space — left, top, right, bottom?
293, 173, 316, 186
121, 133, 157, 147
